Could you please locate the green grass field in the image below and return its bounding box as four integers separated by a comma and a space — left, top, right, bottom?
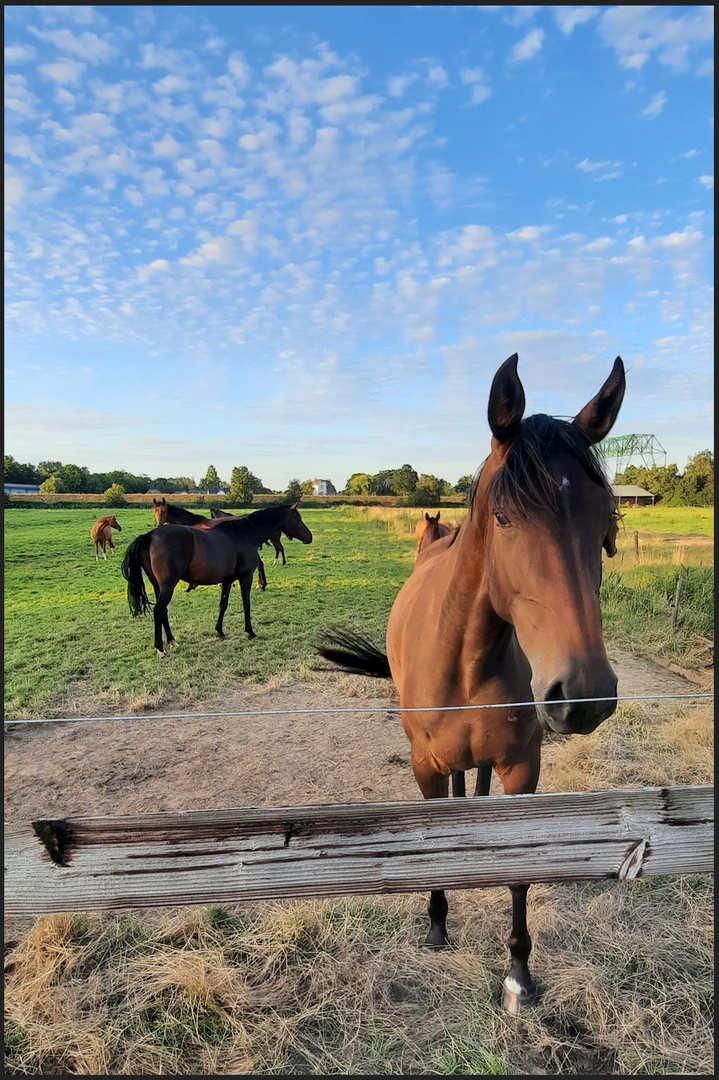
4, 506, 714, 720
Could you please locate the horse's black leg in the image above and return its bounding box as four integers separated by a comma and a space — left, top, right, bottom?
238, 571, 256, 639
474, 764, 492, 797
502, 884, 537, 1014
412, 757, 451, 948
451, 771, 466, 797
277, 539, 286, 566
215, 580, 233, 640
154, 584, 176, 657
256, 558, 267, 591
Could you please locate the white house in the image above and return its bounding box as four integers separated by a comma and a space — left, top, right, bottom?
311, 478, 336, 496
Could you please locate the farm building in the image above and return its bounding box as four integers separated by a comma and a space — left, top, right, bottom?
312, 478, 337, 495
611, 484, 655, 506
4, 483, 41, 495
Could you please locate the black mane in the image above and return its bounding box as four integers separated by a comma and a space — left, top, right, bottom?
470, 414, 613, 521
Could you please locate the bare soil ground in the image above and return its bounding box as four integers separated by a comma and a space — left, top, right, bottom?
4, 649, 703, 826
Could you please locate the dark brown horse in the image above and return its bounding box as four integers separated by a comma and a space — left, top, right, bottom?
318, 353, 625, 1012
123, 504, 312, 657
90, 515, 122, 560
211, 507, 286, 567
153, 498, 268, 590
415, 511, 453, 558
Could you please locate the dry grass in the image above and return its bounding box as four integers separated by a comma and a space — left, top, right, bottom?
5, 696, 714, 1075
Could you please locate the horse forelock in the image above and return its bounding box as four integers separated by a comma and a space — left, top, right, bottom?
472, 414, 613, 522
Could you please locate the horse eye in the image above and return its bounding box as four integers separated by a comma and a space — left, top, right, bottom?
494, 511, 510, 528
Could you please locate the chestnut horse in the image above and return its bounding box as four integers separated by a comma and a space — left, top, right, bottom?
318, 354, 625, 1013
153, 498, 268, 590
123, 504, 312, 657
211, 506, 286, 567
415, 511, 453, 558
90, 515, 122, 561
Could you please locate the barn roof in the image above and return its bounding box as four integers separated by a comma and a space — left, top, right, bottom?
611, 485, 654, 497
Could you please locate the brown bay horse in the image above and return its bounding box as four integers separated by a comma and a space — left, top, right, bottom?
153, 498, 269, 590
416, 511, 454, 558
123, 504, 312, 657
318, 353, 625, 1013
90, 515, 122, 561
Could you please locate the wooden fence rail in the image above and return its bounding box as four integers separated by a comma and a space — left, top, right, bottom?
4, 785, 713, 917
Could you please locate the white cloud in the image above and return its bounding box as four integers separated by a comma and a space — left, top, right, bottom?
387, 73, 418, 97
30, 28, 112, 63
506, 225, 551, 242
699, 175, 714, 190
153, 75, 189, 95
576, 158, 611, 173
510, 28, 545, 63
696, 58, 713, 77
427, 65, 449, 88
40, 59, 86, 85
5, 44, 37, 62
641, 91, 668, 119
152, 134, 181, 157
600, 6, 714, 72
553, 6, 599, 36
460, 67, 492, 106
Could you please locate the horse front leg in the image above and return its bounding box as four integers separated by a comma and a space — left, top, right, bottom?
494, 754, 541, 1013
238, 571, 256, 639
256, 558, 267, 591
215, 580, 233, 640
412, 750, 451, 948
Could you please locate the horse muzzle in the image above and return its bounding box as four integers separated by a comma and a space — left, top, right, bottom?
533, 666, 618, 735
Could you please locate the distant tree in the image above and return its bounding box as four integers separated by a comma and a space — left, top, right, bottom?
56, 463, 90, 492
37, 461, 63, 479
4, 456, 40, 485
229, 465, 262, 506
300, 479, 314, 496
392, 464, 418, 496
200, 465, 220, 492
369, 469, 395, 495
684, 450, 713, 486
454, 474, 475, 496
439, 478, 454, 496
285, 478, 303, 502
345, 472, 372, 495
40, 474, 65, 494
415, 473, 442, 503
104, 483, 126, 508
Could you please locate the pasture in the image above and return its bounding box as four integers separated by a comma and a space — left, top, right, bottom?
4, 504, 714, 1075
3, 505, 713, 721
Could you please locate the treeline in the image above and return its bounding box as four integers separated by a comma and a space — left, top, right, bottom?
615, 450, 713, 507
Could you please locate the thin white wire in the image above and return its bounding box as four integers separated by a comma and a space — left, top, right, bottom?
3, 692, 713, 726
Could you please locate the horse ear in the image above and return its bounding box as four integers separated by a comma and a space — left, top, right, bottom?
425, 512, 430, 521
289, 502, 298, 511
153, 498, 158, 505
162, 497, 167, 505
572, 357, 626, 445
488, 353, 525, 445
437, 511, 441, 522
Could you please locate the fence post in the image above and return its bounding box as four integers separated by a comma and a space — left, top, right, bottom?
672, 575, 684, 630
634, 530, 640, 558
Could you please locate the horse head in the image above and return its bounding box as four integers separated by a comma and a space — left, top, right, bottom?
152, 497, 169, 526
281, 503, 313, 544
109, 515, 122, 532
419, 512, 444, 551
477, 353, 625, 736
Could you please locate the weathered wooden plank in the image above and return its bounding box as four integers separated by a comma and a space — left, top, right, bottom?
4, 785, 713, 916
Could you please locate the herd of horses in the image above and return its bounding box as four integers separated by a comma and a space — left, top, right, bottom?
96, 352, 627, 1013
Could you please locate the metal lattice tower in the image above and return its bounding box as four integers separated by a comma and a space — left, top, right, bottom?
598, 434, 667, 480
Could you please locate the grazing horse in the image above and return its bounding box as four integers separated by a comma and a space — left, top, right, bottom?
211, 507, 287, 567
122, 504, 312, 657
416, 511, 453, 558
90, 515, 122, 561
153, 498, 268, 591
317, 353, 625, 1013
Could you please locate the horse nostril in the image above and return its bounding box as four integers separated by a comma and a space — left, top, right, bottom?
544, 681, 565, 705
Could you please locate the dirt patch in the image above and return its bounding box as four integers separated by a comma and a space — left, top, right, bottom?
4, 649, 703, 826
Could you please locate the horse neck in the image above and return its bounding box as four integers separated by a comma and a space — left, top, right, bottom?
242, 506, 288, 545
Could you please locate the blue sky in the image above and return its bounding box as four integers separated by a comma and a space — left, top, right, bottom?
5, 5, 714, 490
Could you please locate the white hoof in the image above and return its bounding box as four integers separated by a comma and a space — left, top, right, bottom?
169, 640, 179, 649
156, 649, 166, 659
501, 976, 537, 1014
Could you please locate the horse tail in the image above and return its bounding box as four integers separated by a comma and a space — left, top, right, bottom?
316, 626, 391, 678
121, 534, 153, 617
